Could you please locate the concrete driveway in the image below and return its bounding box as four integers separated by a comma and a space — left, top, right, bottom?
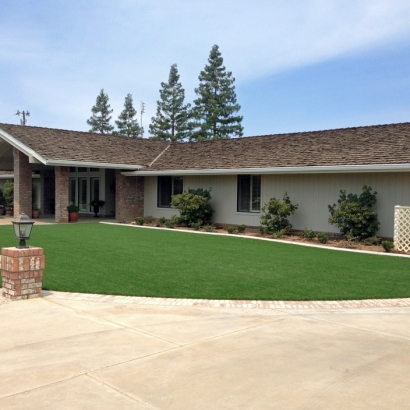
1, 292, 410, 409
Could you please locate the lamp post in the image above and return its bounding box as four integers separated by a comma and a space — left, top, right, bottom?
12, 213, 34, 248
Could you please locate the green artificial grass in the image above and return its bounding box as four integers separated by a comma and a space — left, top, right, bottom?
0, 223, 409, 300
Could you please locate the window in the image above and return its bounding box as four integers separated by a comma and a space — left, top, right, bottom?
237, 175, 261, 212
157, 176, 183, 208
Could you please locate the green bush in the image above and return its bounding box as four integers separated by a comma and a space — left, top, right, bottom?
237, 224, 246, 233
260, 193, 298, 234
328, 186, 380, 240
363, 236, 379, 246
259, 225, 266, 235
4, 181, 14, 206
165, 220, 176, 229
135, 217, 144, 225
190, 221, 201, 230
203, 224, 215, 232
302, 229, 316, 240
317, 233, 329, 244
67, 204, 79, 212
272, 228, 287, 239
227, 226, 238, 234
158, 217, 167, 226
171, 188, 214, 227
381, 241, 394, 253
144, 215, 154, 224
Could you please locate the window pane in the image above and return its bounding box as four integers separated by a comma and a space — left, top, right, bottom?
69, 167, 76, 173
158, 176, 172, 207
237, 175, 250, 212
69, 178, 76, 204
78, 167, 87, 173
78, 177, 88, 211
173, 177, 183, 195
90, 168, 100, 172
251, 175, 261, 211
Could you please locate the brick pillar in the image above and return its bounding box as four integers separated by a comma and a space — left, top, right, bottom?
115, 170, 144, 222
55, 166, 69, 223
13, 148, 32, 217
41, 169, 55, 214
1, 247, 45, 300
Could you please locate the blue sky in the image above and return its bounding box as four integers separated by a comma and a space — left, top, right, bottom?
1, 0, 410, 136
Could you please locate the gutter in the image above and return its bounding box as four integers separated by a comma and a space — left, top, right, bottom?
0, 128, 142, 170
122, 163, 410, 176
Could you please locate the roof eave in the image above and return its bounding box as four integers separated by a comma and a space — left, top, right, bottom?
122, 163, 410, 176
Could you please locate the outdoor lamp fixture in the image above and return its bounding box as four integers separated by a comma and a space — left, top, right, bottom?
12, 213, 35, 249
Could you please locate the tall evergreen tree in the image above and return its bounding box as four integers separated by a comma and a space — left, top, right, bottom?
149, 64, 191, 142
87, 89, 114, 134
115, 94, 142, 138
191, 45, 243, 141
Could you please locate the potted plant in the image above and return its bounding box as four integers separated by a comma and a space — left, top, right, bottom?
90, 199, 105, 218
67, 204, 80, 222
3, 181, 14, 216
32, 204, 41, 219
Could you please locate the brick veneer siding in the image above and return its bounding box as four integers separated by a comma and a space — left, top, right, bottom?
13, 148, 32, 217
41, 169, 55, 214
115, 170, 144, 222
55, 166, 69, 223
1, 247, 45, 300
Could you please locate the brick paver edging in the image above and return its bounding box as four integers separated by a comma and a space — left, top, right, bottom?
33, 290, 410, 310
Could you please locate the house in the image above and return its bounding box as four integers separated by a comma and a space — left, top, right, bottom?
1, 122, 410, 238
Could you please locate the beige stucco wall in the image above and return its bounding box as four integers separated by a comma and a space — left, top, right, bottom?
144, 172, 410, 238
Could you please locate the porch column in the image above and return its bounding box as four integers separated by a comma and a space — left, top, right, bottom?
55, 166, 69, 223
13, 148, 32, 217
115, 170, 144, 222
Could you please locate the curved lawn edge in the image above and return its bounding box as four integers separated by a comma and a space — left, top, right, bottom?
101, 222, 410, 259
42, 290, 410, 309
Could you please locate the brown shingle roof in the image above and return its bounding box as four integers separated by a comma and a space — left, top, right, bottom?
146, 122, 410, 171
1, 122, 410, 171
0, 123, 169, 167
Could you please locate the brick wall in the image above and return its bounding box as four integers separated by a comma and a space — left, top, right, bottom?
55, 166, 69, 223
115, 170, 144, 222
41, 169, 55, 214
13, 148, 32, 217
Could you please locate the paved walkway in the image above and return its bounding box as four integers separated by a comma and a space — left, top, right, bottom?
1, 290, 410, 409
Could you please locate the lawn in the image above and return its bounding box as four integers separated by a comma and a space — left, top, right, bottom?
0, 223, 409, 300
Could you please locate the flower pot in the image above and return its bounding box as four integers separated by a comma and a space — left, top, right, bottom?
68, 211, 79, 222
32, 209, 40, 219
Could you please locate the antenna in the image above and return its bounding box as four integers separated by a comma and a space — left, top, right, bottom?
16, 110, 30, 126
140, 102, 145, 137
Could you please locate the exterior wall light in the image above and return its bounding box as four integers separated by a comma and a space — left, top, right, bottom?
12, 213, 35, 249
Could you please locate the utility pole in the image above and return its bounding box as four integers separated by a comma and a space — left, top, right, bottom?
16, 110, 30, 126
140, 102, 145, 137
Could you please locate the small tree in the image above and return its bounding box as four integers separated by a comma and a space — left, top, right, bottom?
171, 188, 214, 227
87, 89, 114, 134
3, 180, 14, 206
328, 185, 380, 240
191, 45, 243, 141
149, 64, 191, 141
115, 93, 141, 138
260, 193, 298, 234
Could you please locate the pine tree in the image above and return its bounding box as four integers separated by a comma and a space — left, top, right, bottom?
87, 89, 114, 134
191, 45, 243, 141
115, 94, 142, 138
149, 64, 191, 142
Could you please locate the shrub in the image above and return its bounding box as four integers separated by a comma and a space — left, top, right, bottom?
171, 188, 214, 227
67, 204, 79, 212
363, 236, 380, 246
302, 229, 316, 240
135, 217, 144, 225
317, 233, 329, 244
227, 226, 238, 234
381, 241, 394, 253
158, 217, 167, 226
204, 224, 215, 232
328, 186, 380, 240
4, 181, 14, 206
272, 228, 287, 239
144, 215, 154, 224
259, 225, 266, 235
165, 220, 176, 229
190, 221, 201, 230
237, 224, 246, 233
260, 193, 298, 234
